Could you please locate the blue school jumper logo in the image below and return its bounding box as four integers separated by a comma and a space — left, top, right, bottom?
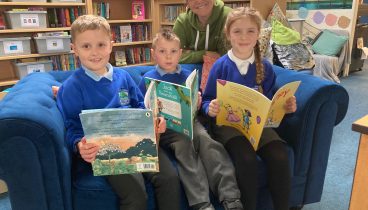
119, 88, 130, 105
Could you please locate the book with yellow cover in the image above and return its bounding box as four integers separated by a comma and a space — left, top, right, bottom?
216, 80, 301, 150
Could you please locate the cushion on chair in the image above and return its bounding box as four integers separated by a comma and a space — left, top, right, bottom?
272, 20, 300, 45
266, 3, 291, 28
272, 42, 315, 71
312, 30, 348, 56
259, 27, 272, 57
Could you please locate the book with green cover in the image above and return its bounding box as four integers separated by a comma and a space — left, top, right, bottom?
144, 70, 199, 140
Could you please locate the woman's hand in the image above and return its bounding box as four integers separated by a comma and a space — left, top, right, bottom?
77, 137, 100, 163
208, 99, 220, 117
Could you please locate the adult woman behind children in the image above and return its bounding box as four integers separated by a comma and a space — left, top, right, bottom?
173, 0, 231, 63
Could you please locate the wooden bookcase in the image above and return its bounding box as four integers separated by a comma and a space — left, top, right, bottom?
155, 0, 250, 30
0, 0, 155, 89
0, 0, 285, 89
153, 0, 286, 34
86, 0, 154, 67
0, 1, 86, 88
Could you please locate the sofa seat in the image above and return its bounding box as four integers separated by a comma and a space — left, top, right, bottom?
0, 64, 348, 210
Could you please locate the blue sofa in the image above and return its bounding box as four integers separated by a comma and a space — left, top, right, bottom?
0, 64, 349, 210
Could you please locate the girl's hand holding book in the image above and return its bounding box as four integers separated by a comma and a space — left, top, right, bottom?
284, 96, 297, 114
208, 99, 220, 117
77, 137, 100, 163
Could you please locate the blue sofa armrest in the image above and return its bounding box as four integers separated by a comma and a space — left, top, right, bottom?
273, 65, 349, 205
0, 73, 73, 210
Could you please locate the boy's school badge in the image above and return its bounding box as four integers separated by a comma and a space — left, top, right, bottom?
119, 88, 130, 105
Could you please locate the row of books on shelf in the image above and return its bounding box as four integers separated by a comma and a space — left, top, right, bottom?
111, 24, 151, 43
92, 2, 110, 19
93, 0, 145, 20
47, 7, 86, 28
224, 2, 250, 9
162, 5, 186, 23
113, 47, 151, 66
49, 54, 80, 71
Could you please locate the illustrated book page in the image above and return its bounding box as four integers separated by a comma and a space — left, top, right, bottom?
216, 79, 300, 150
80, 108, 158, 176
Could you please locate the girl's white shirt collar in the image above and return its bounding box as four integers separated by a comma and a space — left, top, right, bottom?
227, 49, 255, 75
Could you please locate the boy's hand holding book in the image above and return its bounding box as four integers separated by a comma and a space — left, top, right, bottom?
197, 92, 202, 111
77, 137, 100, 163
156, 116, 166, 134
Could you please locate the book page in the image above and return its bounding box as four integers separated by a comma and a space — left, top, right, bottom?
265, 81, 301, 128
79, 108, 158, 176
144, 77, 194, 140
216, 80, 271, 150
186, 70, 199, 122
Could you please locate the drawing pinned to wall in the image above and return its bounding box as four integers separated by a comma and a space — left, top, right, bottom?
337, 16, 351, 28
298, 7, 309, 19
325, 14, 338, 26
291, 1, 353, 29
313, 11, 325, 24
311, 11, 351, 28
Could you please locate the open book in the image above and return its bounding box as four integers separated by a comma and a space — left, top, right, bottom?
144, 70, 199, 140
216, 80, 301, 150
79, 86, 159, 176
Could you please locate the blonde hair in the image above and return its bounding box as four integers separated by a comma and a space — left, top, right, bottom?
152, 28, 181, 49
71, 15, 111, 43
224, 7, 265, 94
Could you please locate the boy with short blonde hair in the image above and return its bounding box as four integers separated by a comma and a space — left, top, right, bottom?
57, 15, 181, 210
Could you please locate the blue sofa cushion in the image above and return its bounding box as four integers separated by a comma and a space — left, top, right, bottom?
121, 64, 203, 85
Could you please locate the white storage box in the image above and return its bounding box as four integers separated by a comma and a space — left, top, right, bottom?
49, 0, 83, 2
34, 35, 71, 54
4, 11, 47, 29
0, 37, 31, 56
8, 0, 47, 2
14, 60, 53, 79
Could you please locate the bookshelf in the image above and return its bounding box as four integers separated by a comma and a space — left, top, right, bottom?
153, 0, 286, 33
87, 0, 154, 67
0, 1, 86, 89
0, 0, 286, 89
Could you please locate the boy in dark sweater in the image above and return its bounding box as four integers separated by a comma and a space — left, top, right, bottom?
56, 15, 181, 210
138, 28, 243, 210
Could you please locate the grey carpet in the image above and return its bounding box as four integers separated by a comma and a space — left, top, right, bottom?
0, 66, 367, 210
303, 65, 368, 210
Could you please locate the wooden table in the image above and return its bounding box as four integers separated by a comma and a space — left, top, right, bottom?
349, 115, 368, 210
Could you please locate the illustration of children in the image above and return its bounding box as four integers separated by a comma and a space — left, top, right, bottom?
224, 104, 240, 123
241, 109, 252, 132
267, 109, 274, 126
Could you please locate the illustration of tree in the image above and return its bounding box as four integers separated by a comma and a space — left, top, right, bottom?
97, 143, 122, 163
125, 138, 156, 157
